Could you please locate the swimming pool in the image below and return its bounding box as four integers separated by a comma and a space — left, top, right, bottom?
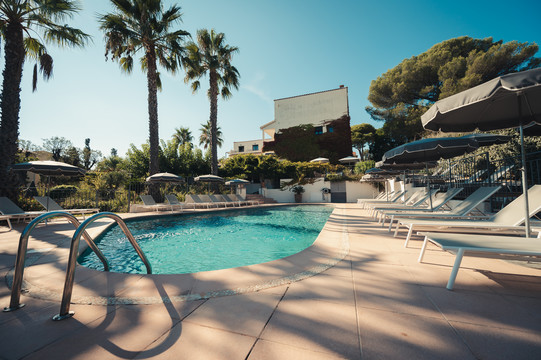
79, 205, 333, 274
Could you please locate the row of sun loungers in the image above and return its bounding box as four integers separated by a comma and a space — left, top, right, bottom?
0, 196, 99, 230
139, 194, 259, 212
358, 184, 541, 290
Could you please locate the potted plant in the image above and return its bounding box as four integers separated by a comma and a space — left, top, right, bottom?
290, 185, 305, 203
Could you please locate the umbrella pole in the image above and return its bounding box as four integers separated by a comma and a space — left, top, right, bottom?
519, 124, 531, 237
426, 163, 433, 211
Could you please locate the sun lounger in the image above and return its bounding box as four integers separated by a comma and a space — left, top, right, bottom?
139, 195, 171, 212
418, 232, 541, 290
384, 186, 501, 230
376, 188, 462, 225
358, 190, 406, 209
34, 196, 99, 219
185, 194, 216, 208
205, 194, 230, 207
231, 194, 259, 205
0, 197, 45, 230
164, 194, 192, 211
394, 185, 541, 247
221, 194, 243, 206
371, 188, 440, 219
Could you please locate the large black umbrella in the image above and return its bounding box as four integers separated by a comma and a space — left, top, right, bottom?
9, 160, 86, 211
382, 137, 479, 164
422, 67, 541, 236
382, 137, 479, 209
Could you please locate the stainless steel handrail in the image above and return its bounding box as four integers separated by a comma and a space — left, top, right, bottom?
3, 211, 109, 312
54, 212, 152, 321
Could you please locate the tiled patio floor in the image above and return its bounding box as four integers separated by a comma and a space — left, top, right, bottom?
1, 204, 540, 359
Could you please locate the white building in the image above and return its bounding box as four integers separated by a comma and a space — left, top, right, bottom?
228, 139, 264, 156
229, 86, 349, 157
261, 86, 349, 143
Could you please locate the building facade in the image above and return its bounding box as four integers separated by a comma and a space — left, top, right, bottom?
229, 86, 351, 163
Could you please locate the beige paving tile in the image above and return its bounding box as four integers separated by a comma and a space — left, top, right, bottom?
0, 302, 114, 359
134, 321, 256, 359
24, 303, 188, 360
285, 273, 355, 306
422, 286, 541, 332
184, 291, 282, 337
260, 298, 360, 358
115, 273, 198, 299
249, 339, 346, 360
450, 320, 541, 360
357, 307, 476, 359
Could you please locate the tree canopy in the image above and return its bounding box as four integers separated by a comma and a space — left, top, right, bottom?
366, 36, 541, 152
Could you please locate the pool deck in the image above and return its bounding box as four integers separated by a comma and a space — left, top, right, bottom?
1, 203, 540, 359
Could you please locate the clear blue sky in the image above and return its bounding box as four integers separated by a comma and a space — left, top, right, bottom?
10, 0, 541, 159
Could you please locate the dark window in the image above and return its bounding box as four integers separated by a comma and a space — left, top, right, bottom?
238, 146, 244, 152
314, 126, 323, 135
252, 144, 259, 151
327, 125, 334, 133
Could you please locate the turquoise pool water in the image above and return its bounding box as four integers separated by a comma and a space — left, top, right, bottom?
79, 205, 333, 274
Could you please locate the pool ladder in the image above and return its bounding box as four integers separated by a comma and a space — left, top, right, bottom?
3, 211, 152, 321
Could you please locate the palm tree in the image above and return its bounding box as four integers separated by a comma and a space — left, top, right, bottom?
99, 0, 189, 177
172, 127, 193, 147
184, 29, 239, 175
0, 0, 89, 196
199, 120, 223, 150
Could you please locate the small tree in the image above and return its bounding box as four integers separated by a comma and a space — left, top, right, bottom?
351, 123, 376, 160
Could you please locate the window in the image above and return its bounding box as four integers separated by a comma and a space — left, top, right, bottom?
327, 125, 334, 133
238, 146, 244, 152
314, 126, 323, 135
252, 144, 259, 151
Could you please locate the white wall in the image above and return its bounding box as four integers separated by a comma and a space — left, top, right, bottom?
346, 181, 379, 202
262, 178, 386, 203
274, 87, 348, 131
263, 178, 332, 203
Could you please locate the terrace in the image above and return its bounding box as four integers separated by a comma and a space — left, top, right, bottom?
1, 204, 540, 359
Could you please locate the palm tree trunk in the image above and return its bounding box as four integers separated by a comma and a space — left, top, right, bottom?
145, 46, 160, 176
209, 70, 219, 175
0, 22, 25, 197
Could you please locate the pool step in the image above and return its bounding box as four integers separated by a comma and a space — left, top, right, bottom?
246, 194, 277, 204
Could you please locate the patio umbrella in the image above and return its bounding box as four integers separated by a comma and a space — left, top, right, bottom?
339, 156, 360, 165
195, 174, 224, 192
422, 67, 541, 236
310, 157, 330, 163
382, 137, 479, 209
225, 178, 249, 194
225, 179, 249, 186
145, 172, 184, 183
459, 133, 511, 146
9, 160, 86, 211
